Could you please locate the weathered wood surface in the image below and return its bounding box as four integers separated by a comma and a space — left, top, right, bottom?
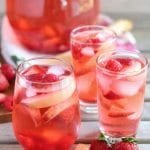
0, 0, 150, 149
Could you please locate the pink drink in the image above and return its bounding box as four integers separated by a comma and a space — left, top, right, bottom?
13, 58, 80, 150
96, 51, 148, 137
7, 0, 100, 53
71, 25, 116, 113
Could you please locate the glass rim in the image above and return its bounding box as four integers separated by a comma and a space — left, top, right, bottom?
71, 25, 117, 46
16, 57, 74, 85
96, 50, 149, 76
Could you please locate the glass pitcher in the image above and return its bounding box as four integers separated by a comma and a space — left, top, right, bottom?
6, 0, 100, 54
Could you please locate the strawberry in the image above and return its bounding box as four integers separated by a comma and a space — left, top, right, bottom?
116, 58, 132, 66
104, 91, 122, 100
0, 72, 9, 91
112, 137, 139, 150
90, 140, 111, 150
43, 74, 59, 82
90, 133, 111, 150
105, 59, 122, 72
1, 64, 16, 81
3, 95, 13, 111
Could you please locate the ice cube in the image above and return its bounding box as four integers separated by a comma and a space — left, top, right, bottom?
21, 77, 76, 108
81, 47, 95, 57
47, 65, 65, 76
96, 31, 109, 42
97, 73, 112, 95
123, 61, 142, 74
112, 80, 142, 97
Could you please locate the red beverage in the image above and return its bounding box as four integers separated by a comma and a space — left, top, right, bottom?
6, 0, 100, 53
96, 51, 148, 137
13, 58, 80, 150
71, 25, 116, 113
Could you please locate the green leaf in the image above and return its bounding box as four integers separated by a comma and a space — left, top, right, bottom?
122, 137, 138, 143
11, 55, 24, 65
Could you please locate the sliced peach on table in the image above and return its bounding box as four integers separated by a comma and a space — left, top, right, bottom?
21, 77, 76, 108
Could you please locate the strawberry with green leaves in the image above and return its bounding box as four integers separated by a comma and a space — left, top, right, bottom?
90, 133, 111, 150
112, 137, 139, 150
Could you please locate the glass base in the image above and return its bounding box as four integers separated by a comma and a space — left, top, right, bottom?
80, 100, 98, 114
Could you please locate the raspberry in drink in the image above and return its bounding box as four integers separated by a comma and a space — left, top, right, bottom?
13, 58, 80, 150
71, 25, 116, 113
6, 0, 100, 53
96, 51, 148, 137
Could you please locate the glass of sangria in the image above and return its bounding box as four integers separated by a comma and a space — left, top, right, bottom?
6, 0, 100, 53
71, 25, 116, 113
96, 51, 148, 138
13, 57, 80, 150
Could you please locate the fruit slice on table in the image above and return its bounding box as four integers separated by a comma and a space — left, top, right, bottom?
108, 105, 134, 118
21, 77, 76, 108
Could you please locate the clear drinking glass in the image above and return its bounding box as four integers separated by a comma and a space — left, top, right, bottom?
71, 25, 116, 113
12, 57, 80, 150
96, 51, 148, 138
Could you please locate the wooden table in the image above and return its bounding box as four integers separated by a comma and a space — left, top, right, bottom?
0, 0, 150, 149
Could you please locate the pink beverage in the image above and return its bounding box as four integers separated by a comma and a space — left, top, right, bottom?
71, 25, 116, 113
96, 51, 148, 137
6, 0, 100, 53
13, 58, 80, 150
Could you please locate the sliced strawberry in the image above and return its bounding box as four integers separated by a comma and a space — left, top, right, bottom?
71, 43, 82, 59
26, 73, 59, 83
1, 64, 16, 81
26, 74, 43, 82
23, 65, 47, 76
87, 38, 102, 44
42, 74, 59, 82
105, 59, 122, 72
0, 72, 9, 91
116, 58, 132, 66
3, 95, 13, 111
104, 91, 122, 100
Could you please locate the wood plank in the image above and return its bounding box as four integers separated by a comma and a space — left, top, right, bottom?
1, 121, 150, 144
0, 144, 150, 150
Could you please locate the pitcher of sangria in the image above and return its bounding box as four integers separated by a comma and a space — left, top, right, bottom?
6, 0, 100, 54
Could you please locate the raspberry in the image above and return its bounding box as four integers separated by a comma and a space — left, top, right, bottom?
1, 64, 16, 81
105, 59, 122, 71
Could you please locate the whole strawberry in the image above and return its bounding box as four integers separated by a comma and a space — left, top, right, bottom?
90, 133, 111, 150
112, 137, 139, 150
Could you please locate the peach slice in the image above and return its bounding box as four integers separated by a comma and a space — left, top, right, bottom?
21, 77, 76, 108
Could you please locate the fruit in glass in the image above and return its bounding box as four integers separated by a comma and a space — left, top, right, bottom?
12, 58, 80, 150
71, 25, 116, 113
6, 0, 100, 53
96, 51, 148, 137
